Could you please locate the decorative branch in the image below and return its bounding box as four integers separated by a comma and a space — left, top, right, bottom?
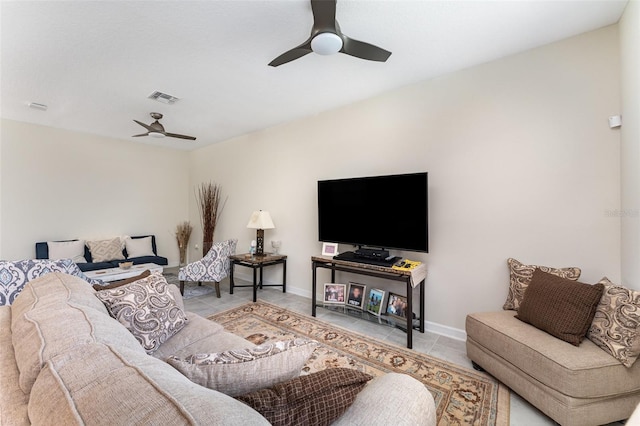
196, 182, 227, 255
175, 221, 193, 264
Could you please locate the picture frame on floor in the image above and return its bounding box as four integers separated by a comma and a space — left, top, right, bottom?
323, 283, 346, 304
366, 288, 385, 316
346, 282, 366, 309
386, 292, 408, 319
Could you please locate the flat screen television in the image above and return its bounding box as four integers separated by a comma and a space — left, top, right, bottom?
317, 172, 428, 253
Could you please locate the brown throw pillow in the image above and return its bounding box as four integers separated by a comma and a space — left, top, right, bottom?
516, 269, 604, 346
235, 368, 373, 426
92, 270, 151, 291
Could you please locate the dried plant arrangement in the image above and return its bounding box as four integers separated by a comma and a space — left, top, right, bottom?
196, 182, 227, 256
175, 221, 193, 264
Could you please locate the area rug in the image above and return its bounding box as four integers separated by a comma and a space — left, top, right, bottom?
163, 272, 216, 300
209, 301, 509, 426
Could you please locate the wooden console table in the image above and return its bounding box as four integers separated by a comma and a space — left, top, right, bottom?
229, 253, 287, 302
311, 255, 426, 349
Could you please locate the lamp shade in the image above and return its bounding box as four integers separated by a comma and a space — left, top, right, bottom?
247, 210, 275, 230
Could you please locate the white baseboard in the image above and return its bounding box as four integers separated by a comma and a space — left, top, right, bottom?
424, 320, 467, 342
232, 272, 467, 342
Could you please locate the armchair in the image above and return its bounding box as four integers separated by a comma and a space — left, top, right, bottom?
178, 239, 237, 298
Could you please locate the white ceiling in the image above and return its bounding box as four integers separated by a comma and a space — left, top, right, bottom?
0, 0, 629, 151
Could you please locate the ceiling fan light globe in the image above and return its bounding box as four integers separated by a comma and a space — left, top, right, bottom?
311, 32, 343, 55
149, 131, 166, 138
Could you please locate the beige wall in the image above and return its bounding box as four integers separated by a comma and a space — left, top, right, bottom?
0, 119, 190, 265
190, 26, 621, 332
620, 0, 640, 290
0, 24, 624, 334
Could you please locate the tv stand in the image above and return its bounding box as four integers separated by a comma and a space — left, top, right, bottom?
311, 255, 425, 349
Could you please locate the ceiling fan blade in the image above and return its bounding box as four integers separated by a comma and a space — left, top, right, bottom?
165, 132, 196, 141
311, 0, 337, 31
132, 133, 149, 137
133, 119, 155, 132
341, 35, 391, 62
268, 40, 313, 67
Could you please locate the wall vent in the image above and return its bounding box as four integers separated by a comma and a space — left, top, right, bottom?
148, 91, 179, 104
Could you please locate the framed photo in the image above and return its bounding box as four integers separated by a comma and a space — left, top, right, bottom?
366, 288, 385, 316
346, 282, 366, 309
386, 292, 408, 319
321, 242, 339, 256
323, 283, 346, 304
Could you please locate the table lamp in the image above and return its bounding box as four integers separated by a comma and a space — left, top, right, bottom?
247, 210, 275, 256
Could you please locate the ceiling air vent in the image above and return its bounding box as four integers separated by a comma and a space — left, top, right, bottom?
148, 91, 179, 105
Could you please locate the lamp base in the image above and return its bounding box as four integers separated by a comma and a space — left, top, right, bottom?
256, 229, 265, 256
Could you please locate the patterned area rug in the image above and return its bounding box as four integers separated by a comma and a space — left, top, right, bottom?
163, 272, 216, 300
209, 301, 509, 426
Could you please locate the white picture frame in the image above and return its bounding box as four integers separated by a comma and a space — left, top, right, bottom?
366, 288, 386, 316
323, 283, 346, 304
322, 242, 339, 256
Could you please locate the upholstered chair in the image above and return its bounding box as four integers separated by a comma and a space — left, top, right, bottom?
0, 259, 103, 306
178, 239, 237, 298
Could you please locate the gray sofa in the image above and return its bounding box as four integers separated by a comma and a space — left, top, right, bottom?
466, 311, 640, 426
1, 272, 436, 425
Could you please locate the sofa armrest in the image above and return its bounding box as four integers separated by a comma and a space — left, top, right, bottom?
332, 373, 436, 426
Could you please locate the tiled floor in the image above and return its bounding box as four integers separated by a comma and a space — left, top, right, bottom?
183, 278, 624, 426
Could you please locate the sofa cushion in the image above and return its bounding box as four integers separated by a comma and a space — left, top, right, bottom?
516, 269, 604, 346
151, 312, 249, 360
235, 368, 372, 426
87, 237, 125, 262
125, 255, 169, 266
0, 307, 29, 426
167, 338, 317, 397
125, 236, 154, 258
29, 343, 270, 425
11, 272, 145, 394
47, 240, 87, 263
503, 257, 581, 311
77, 261, 115, 272
466, 311, 640, 398
588, 278, 640, 367
96, 272, 188, 354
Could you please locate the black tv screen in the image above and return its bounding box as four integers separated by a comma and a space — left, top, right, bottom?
318, 172, 428, 253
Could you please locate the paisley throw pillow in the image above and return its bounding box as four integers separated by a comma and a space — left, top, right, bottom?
96, 272, 187, 353
588, 278, 640, 367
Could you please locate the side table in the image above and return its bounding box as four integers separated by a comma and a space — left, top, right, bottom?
229, 253, 287, 302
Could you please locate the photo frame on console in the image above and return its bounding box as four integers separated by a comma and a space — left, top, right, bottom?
386, 292, 408, 320
321, 242, 339, 256
323, 283, 346, 304
346, 282, 366, 310
366, 288, 385, 316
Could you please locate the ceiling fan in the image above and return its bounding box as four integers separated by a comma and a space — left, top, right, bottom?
132, 112, 196, 140
269, 0, 391, 67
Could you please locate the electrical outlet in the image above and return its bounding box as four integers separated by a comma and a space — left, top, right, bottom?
194, 244, 199, 250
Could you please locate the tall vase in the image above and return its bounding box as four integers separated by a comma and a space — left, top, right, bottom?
203, 241, 213, 257
178, 245, 187, 265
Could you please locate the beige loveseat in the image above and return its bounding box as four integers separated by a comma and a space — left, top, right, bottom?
466, 311, 640, 426
1, 272, 436, 425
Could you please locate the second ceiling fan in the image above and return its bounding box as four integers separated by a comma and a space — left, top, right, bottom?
269, 0, 391, 67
